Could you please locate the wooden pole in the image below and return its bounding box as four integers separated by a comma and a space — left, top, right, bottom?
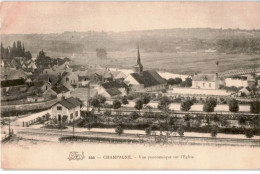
9, 118, 11, 135
73, 117, 75, 137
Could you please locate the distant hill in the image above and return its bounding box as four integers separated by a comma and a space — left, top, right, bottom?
1, 28, 260, 57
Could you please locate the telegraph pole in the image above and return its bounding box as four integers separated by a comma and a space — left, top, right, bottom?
73, 117, 75, 137
9, 118, 11, 135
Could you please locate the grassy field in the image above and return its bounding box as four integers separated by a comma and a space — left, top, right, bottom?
66, 51, 260, 74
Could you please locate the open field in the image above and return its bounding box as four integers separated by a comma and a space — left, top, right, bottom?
68, 51, 260, 74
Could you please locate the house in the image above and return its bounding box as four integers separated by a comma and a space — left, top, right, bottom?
111, 71, 127, 81
51, 97, 81, 123
78, 76, 90, 87
56, 71, 79, 88
98, 81, 127, 98
2, 69, 27, 80
33, 81, 52, 93
124, 70, 166, 92
192, 73, 220, 89
44, 85, 70, 100
124, 45, 166, 92
247, 74, 257, 89
34, 74, 59, 86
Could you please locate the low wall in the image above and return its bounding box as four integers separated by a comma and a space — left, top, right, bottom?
169, 88, 231, 96
1, 99, 57, 113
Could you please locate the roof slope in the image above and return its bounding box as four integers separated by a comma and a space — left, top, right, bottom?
101, 81, 126, 89
130, 70, 166, 88
193, 74, 217, 82
106, 88, 122, 96
58, 97, 81, 110
1, 79, 25, 88
52, 85, 70, 94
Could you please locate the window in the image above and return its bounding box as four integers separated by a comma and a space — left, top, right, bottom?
57, 106, 62, 110
203, 83, 205, 87
70, 113, 73, 119
75, 111, 78, 117
209, 83, 211, 88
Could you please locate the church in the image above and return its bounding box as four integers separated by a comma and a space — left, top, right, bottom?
124, 45, 166, 92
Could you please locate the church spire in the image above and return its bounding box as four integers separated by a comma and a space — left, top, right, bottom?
136, 43, 143, 72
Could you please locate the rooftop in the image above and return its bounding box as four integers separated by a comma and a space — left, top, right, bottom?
1, 78, 26, 88
130, 70, 166, 88
57, 97, 81, 110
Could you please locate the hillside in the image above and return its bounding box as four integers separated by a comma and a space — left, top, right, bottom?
1, 28, 260, 74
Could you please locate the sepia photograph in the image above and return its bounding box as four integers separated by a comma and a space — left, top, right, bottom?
0, 1, 260, 170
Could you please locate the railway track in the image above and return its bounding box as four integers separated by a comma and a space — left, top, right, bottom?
16, 128, 260, 147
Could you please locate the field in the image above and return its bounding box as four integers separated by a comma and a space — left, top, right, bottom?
67, 51, 260, 74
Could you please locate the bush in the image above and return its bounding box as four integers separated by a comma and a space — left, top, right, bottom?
121, 96, 129, 105
141, 94, 151, 104
245, 129, 255, 138
181, 99, 194, 111
227, 98, 239, 112
115, 126, 123, 135
250, 101, 260, 114
113, 100, 122, 109
177, 126, 184, 137
104, 110, 111, 116
210, 125, 218, 138
130, 111, 140, 120
203, 98, 217, 112
145, 127, 151, 136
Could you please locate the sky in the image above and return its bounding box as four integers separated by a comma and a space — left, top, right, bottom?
1, 2, 260, 34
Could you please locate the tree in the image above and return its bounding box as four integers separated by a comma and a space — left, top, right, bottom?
211, 125, 218, 138
121, 96, 129, 105
177, 126, 184, 137
141, 94, 151, 104
175, 77, 182, 85
130, 111, 139, 120
238, 116, 247, 128
181, 99, 193, 111
96, 95, 106, 105
203, 98, 217, 112
115, 126, 123, 135
250, 101, 260, 114
62, 115, 68, 124
228, 98, 239, 112
185, 78, 192, 87
245, 129, 254, 138
104, 110, 111, 117
145, 127, 151, 136
158, 96, 171, 110
89, 98, 100, 108
135, 99, 143, 113
167, 78, 176, 86
113, 100, 122, 109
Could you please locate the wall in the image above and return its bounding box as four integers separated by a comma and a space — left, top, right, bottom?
192, 81, 217, 89
170, 87, 231, 96
1, 98, 57, 113
225, 78, 248, 87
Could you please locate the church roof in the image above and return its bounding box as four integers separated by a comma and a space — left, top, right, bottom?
130, 70, 166, 88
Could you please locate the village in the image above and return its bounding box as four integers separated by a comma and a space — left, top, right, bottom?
1, 41, 260, 144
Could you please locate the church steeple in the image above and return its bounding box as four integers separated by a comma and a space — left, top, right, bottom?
133, 43, 143, 73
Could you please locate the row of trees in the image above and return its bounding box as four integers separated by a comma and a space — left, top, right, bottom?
1, 41, 32, 60
167, 77, 192, 87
